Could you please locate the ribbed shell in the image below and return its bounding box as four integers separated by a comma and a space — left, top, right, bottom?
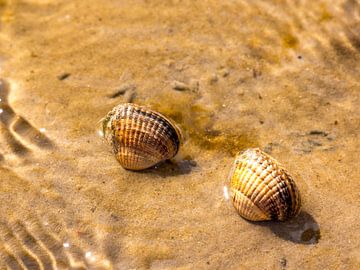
102, 103, 182, 170
228, 148, 301, 221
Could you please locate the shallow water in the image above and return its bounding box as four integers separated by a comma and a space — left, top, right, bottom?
0, 0, 359, 269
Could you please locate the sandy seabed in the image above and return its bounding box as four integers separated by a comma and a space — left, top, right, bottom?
0, 1, 359, 269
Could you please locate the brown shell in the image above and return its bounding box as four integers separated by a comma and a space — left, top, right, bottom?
102, 103, 182, 170
228, 148, 301, 221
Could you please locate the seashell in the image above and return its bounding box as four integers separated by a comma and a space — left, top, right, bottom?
101, 103, 182, 170
228, 148, 301, 221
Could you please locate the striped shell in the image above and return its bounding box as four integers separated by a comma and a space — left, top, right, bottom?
102, 103, 182, 170
228, 148, 301, 221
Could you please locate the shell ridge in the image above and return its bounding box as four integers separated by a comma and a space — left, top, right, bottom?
229, 148, 301, 221
247, 154, 279, 218
102, 103, 181, 170
232, 189, 270, 221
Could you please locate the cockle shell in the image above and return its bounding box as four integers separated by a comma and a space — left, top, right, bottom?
228, 148, 301, 221
102, 103, 182, 170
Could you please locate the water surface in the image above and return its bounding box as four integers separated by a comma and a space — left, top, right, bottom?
0, 0, 359, 269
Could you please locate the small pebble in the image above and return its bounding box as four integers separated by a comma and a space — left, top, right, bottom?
110, 84, 136, 99
171, 80, 189, 91
209, 74, 218, 84
110, 89, 126, 98
308, 130, 328, 136
57, 73, 71, 80
252, 69, 262, 78
219, 68, 230, 77
280, 257, 287, 268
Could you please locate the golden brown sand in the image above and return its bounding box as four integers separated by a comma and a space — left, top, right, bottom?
0, 0, 359, 269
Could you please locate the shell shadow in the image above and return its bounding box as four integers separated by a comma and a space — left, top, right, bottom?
252, 211, 320, 245
135, 159, 197, 177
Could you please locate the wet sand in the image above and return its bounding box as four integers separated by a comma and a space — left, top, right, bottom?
0, 0, 359, 269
